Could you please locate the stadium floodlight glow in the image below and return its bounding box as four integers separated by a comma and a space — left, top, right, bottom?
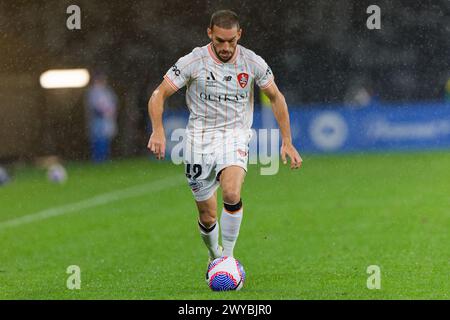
39, 69, 90, 89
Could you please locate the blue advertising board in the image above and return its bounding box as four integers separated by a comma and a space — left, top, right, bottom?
281, 102, 450, 153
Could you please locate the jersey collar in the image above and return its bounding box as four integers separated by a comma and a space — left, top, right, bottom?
207, 43, 239, 65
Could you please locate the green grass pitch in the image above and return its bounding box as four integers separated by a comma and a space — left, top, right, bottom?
0, 151, 449, 299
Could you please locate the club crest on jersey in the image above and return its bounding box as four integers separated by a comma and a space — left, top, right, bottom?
237, 73, 249, 88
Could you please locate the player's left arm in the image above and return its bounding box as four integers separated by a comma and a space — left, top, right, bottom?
261, 82, 303, 169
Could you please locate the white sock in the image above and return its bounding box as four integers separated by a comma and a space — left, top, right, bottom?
198, 220, 221, 259
220, 201, 243, 257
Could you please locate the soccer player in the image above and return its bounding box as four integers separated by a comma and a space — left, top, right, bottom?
147, 10, 302, 263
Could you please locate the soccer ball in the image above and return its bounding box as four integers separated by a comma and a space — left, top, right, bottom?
47, 164, 67, 184
206, 256, 245, 291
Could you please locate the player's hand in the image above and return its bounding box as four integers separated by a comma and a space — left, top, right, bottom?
281, 141, 302, 169
147, 130, 166, 160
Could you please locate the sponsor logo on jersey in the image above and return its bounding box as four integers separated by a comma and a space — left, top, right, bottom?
207, 72, 216, 81
199, 92, 248, 102
223, 76, 232, 82
206, 71, 217, 87
237, 73, 249, 88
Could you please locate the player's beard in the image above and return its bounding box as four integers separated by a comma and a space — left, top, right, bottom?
212, 44, 234, 63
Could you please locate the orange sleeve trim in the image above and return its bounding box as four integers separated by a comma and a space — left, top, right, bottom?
163, 75, 179, 91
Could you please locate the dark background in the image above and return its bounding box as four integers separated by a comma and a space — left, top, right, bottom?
0, 0, 449, 160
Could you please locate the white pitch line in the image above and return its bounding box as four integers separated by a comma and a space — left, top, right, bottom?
0, 175, 184, 231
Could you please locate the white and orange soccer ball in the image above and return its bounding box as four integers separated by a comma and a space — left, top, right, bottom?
206, 256, 245, 291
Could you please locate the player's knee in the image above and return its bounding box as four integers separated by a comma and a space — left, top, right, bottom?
198, 210, 217, 227
199, 213, 217, 228
222, 189, 241, 205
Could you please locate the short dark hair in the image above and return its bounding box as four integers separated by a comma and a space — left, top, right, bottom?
210, 10, 240, 30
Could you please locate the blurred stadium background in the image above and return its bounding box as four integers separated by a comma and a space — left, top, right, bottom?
1, 0, 450, 299
1, 0, 449, 161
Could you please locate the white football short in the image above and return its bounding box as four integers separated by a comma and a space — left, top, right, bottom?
183, 140, 249, 202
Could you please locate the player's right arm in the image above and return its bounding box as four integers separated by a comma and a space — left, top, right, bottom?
147, 49, 196, 159
147, 80, 177, 160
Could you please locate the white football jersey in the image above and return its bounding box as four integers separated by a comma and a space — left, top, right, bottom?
164, 43, 274, 153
